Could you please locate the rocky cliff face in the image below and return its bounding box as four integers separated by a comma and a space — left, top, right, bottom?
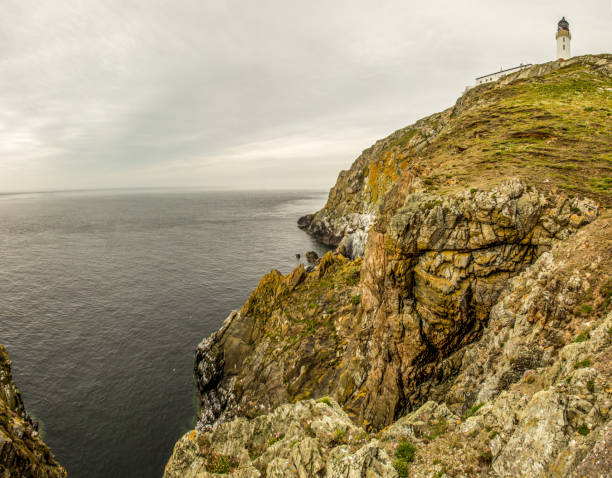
167, 214, 612, 477
0, 346, 66, 478
167, 54, 612, 477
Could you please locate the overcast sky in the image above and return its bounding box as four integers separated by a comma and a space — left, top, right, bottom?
0, 1, 609, 192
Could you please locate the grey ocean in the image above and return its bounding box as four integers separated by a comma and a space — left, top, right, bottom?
0, 189, 331, 478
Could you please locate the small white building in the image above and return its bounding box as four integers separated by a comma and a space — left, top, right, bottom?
556, 17, 571, 60
475, 64, 532, 86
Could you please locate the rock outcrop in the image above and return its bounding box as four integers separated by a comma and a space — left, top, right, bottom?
0, 346, 66, 478
195, 179, 600, 432
171, 54, 612, 477
165, 399, 396, 478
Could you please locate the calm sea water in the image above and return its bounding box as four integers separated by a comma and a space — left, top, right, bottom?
0, 189, 330, 478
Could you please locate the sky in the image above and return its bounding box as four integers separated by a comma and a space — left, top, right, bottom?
0, 1, 610, 192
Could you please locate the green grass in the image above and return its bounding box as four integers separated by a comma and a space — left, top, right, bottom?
601, 279, 612, 310
577, 424, 590, 436
587, 379, 595, 393
574, 359, 593, 369
317, 397, 332, 406
464, 402, 485, 418
204, 453, 239, 474
393, 459, 410, 477
267, 433, 284, 447
425, 419, 447, 440
575, 304, 593, 316
388, 129, 417, 150
392, 439, 416, 477
574, 331, 590, 343
331, 428, 346, 445
396, 440, 416, 461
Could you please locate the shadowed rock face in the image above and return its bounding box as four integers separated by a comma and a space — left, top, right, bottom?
0, 346, 66, 478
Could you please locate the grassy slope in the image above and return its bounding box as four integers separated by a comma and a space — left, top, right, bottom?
374, 57, 611, 209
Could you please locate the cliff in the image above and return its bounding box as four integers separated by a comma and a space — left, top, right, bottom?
166, 54, 612, 477
0, 345, 66, 478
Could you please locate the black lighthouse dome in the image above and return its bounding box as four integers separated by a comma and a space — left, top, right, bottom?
558, 17, 570, 32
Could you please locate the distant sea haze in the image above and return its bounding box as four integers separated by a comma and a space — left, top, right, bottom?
0, 189, 331, 478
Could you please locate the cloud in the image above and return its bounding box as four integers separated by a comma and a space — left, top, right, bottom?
0, 0, 609, 191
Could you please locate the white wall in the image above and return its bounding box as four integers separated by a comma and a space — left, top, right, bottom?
556, 32, 571, 60
475, 65, 531, 86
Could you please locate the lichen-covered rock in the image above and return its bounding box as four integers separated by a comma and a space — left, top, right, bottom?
0, 346, 66, 478
164, 399, 395, 478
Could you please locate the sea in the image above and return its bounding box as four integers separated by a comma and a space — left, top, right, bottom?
0, 189, 331, 478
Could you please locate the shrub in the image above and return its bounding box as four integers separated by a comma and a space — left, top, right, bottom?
479, 450, 493, 465
395, 440, 416, 462
574, 359, 593, 369
393, 459, 410, 477
586, 379, 595, 393
350, 295, 361, 305
317, 397, 332, 406
331, 428, 346, 445
577, 424, 589, 436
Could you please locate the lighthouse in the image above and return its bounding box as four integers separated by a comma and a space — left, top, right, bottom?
556, 17, 571, 60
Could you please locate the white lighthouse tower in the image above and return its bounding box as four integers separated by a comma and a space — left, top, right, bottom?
556, 17, 571, 60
